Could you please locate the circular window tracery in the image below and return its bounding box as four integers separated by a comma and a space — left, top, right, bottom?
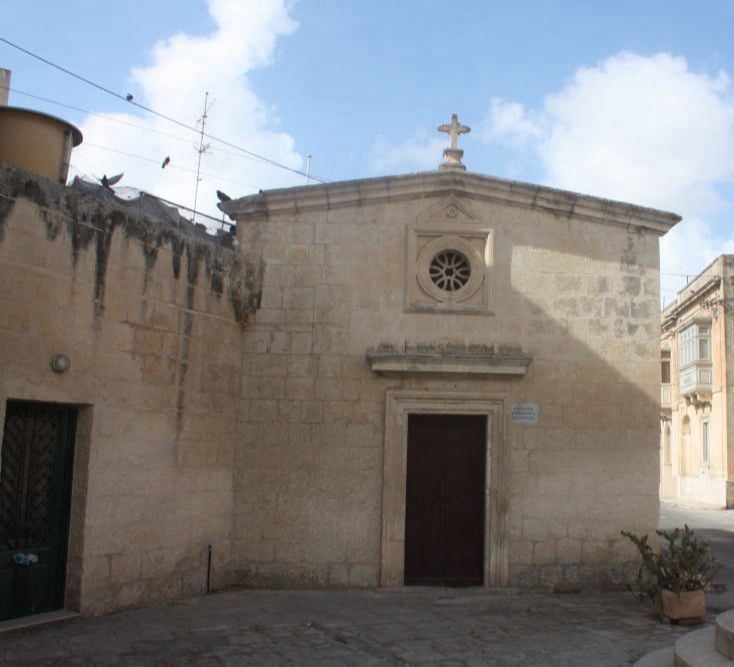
415, 235, 485, 304
429, 250, 471, 292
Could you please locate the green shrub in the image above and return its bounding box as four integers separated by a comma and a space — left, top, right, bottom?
621, 525, 721, 600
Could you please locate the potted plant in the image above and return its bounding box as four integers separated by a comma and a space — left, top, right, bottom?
621, 524, 721, 623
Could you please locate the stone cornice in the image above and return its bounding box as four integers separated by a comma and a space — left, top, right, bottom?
221, 171, 681, 235
661, 276, 721, 332
366, 345, 532, 377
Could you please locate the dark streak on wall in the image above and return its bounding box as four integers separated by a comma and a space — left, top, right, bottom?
0, 163, 261, 328
0, 163, 263, 432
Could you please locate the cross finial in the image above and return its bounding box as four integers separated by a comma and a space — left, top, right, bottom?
438, 114, 470, 149
437, 113, 470, 170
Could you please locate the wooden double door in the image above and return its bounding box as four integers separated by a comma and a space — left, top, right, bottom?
0, 401, 77, 620
404, 413, 487, 586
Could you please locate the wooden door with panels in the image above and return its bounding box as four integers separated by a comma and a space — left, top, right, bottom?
404, 413, 486, 586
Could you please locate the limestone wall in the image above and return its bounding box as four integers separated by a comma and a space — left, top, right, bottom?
0, 164, 673, 612
229, 174, 670, 591
0, 165, 257, 613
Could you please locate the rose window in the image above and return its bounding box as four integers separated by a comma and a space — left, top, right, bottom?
429, 250, 471, 292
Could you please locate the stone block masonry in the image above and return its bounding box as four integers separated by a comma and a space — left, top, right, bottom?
0, 164, 259, 614
0, 163, 681, 615
224, 171, 679, 593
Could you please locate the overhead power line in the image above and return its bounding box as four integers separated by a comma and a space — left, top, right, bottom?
0, 36, 328, 184
5, 86, 297, 170
82, 142, 261, 190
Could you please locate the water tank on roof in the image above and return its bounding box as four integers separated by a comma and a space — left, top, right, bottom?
0, 106, 83, 183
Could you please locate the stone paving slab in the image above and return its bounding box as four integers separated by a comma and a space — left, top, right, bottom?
0, 588, 710, 665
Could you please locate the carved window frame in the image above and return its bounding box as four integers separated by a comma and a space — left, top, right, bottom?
405, 225, 493, 314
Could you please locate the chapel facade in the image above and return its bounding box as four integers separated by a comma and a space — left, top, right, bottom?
0, 110, 681, 619
221, 166, 679, 592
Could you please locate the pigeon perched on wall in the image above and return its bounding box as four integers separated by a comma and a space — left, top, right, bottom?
101, 173, 124, 190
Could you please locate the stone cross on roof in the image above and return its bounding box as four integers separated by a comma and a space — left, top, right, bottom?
438, 114, 470, 150
437, 113, 470, 171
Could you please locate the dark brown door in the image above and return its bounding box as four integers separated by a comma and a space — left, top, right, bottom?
404, 413, 486, 586
0, 401, 77, 620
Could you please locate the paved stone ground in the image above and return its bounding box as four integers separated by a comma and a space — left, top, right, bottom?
0, 587, 705, 666
4, 500, 731, 665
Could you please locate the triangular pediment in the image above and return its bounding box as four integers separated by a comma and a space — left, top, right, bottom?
417, 195, 477, 225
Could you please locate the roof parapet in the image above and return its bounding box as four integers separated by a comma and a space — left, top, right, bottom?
221, 170, 681, 235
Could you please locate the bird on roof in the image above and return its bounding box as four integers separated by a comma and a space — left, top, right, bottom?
101, 173, 124, 190
216, 190, 232, 203
161, 156, 171, 169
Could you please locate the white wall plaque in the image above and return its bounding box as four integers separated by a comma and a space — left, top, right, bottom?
511, 403, 539, 425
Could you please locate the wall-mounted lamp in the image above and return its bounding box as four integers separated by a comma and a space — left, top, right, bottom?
50, 353, 71, 374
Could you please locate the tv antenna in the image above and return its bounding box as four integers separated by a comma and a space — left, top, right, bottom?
192, 92, 214, 224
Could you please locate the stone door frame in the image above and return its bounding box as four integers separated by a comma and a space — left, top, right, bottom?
379, 390, 508, 588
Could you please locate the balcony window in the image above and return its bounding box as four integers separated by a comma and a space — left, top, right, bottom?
680, 324, 710, 366
678, 322, 712, 398
699, 331, 710, 361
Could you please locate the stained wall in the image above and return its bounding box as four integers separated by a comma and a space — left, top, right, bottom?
0, 165, 256, 613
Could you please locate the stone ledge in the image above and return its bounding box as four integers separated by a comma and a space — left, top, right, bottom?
366, 344, 531, 376
715, 608, 734, 658
0, 610, 80, 635
221, 170, 681, 235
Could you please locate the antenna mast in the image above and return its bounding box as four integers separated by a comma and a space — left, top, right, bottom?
192, 92, 212, 224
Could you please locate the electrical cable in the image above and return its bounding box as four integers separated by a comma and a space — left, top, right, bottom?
0, 36, 329, 183
81, 142, 262, 189
6, 85, 304, 175
7, 86, 201, 145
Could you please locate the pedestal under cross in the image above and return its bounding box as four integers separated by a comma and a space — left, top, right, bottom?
437, 114, 470, 171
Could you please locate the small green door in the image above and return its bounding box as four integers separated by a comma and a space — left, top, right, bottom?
0, 401, 76, 620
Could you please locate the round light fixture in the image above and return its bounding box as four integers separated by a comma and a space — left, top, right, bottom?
50, 353, 71, 373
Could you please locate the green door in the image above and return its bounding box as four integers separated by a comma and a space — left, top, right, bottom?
0, 401, 76, 620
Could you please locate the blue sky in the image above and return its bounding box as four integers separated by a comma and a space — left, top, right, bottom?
4, 0, 734, 301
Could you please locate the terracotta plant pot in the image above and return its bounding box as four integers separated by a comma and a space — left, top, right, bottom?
658, 588, 706, 622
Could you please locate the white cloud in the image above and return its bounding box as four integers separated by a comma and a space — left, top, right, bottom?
482, 98, 543, 147
370, 131, 446, 175
482, 52, 734, 296
483, 52, 734, 218
660, 217, 734, 301
70, 0, 302, 225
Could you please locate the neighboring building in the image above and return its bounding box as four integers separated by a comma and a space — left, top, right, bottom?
0, 113, 682, 621
661, 255, 734, 507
